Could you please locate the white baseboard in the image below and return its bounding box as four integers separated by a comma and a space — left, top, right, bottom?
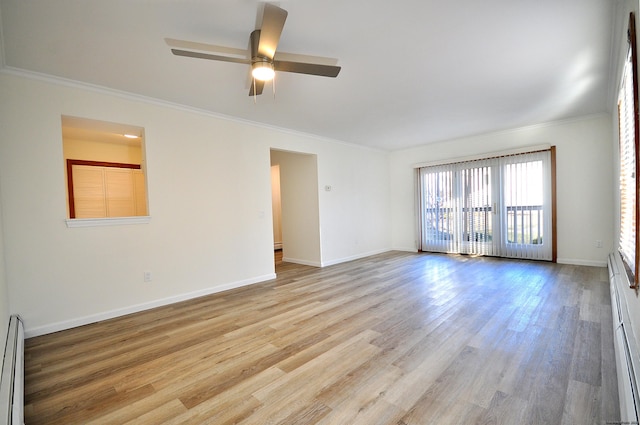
25, 273, 276, 338
281, 257, 322, 267
390, 246, 419, 253
556, 257, 607, 267
283, 249, 394, 268
320, 248, 393, 267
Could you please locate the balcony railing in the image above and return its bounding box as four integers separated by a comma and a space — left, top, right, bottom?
423, 204, 543, 245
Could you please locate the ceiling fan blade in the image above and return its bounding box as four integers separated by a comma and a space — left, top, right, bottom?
257, 3, 288, 59
274, 51, 339, 66
249, 79, 265, 96
165, 38, 249, 59
171, 49, 250, 65
274, 61, 341, 77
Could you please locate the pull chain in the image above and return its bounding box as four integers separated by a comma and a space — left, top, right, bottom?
253, 78, 257, 104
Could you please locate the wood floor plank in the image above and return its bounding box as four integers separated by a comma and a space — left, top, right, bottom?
89, 398, 189, 425
346, 399, 406, 425
252, 330, 382, 404
600, 303, 621, 421
474, 390, 529, 425
383, 330, 471, 411
524, 306, 579, 424
158, 367, 283, 425
23, 251, 621, 424
561, 380, 601, 425
570, 320, 602, 386
315, 364, 403, 423
161, 394, 263, 425
496, 324, 552, 401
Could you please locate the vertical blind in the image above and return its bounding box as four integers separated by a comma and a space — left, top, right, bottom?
500, 151, 551, 260
618, 12, 640, 287
418, 149, 553, 261
459, 161, 494, 256
619, 16, 639, 285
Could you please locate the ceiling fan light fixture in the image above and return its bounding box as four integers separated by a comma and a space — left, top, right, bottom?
168, 3, 341, 96
252, 60, 275, 81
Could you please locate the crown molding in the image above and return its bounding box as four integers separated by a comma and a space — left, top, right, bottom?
0, 66, 387, 154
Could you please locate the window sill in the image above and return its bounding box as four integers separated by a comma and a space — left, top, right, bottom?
65, 216, 151, 228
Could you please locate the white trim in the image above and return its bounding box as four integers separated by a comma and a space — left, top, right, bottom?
282, 257, 322, 267
65, 216, 151, 228
609, 251, 640, 423
320, 248, 392, 267
0, 66, 386, 154
391, 246, 419, 253
0, 3, 5, 70
24, 273, 276, 338
0, 66, 609, 154
557, 257, 608, 267
412, 144, 552, 169
283, 248, 393, 267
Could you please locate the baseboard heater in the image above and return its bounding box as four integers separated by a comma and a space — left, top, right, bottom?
0, 315, 24, 425
609, 252, 640, 424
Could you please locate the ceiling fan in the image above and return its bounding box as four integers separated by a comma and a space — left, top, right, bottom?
167, 3, 341, 96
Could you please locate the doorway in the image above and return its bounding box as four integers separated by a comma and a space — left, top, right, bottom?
270, 149, 322, 270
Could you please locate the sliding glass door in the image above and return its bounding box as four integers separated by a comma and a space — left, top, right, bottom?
458, 161, 497, 256
419, 166, 456, 253
499, 150, 552, 260
418, 159, 498, 256
418, 149, 553, 261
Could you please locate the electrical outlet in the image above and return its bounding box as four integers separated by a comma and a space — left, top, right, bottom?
595, 240, 603, 248
144, 271, 152, 282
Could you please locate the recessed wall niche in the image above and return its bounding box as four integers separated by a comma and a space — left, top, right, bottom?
62, 115, 149, 220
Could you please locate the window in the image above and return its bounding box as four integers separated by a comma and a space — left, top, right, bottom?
417, 148, 555, 261
618, 12, 639, 287
62, 116, 149, 224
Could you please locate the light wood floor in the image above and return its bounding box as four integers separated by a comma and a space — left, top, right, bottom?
24, 251, 620, 424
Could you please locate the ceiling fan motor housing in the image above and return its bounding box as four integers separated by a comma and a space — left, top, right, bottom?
250, 30, 275, 81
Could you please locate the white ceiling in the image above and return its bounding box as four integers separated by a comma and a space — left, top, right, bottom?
0, 0, 617, 151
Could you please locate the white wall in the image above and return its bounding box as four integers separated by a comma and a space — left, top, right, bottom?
318, 141, 392, 265
0, 71, 392, 336
0, 168, 9, 359
390, 114, 614, 266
